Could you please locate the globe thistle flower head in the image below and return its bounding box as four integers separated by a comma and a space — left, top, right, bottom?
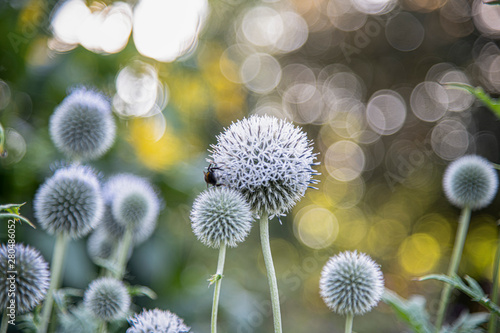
100, 174, 161, 244
127, 308, 190, 333
0, 244, 50, 314
83, 277, 131, 322
209, 115, 320, 218
34, 165, 104, 239
50, 86, 116, 161
190, 187, 253, 248
319, 251, 384, 316
87, 227, 117, 263
443, 155, 498, 210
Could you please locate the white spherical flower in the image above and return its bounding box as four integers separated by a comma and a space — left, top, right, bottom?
34, 165, 104, 239
443, 155, 498, 210
190, 187, 253, 248
209, 115, 319, 218
50, 87, 116, 161
100, 174, 161, 244
87, 227, 117, 262
320, 251, 384, 316
83, 277, 131, 322
127, 308, 190, 333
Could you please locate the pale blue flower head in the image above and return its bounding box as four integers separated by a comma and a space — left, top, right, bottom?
34, 165, 104, 239
191, 187, 253, 248
127, 308, 190, 333
87, 227, 118, 263
320, 251, 384, 316
0, 244, 50, 314
443, 155, 498, 210
50, 87, 116, 161
209, 115, 319, 218
100, 173, 161, 244
83, 277, 131, 322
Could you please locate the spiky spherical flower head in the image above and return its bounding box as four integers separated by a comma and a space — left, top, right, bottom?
209, 115, 319, 218
34, 165, 104, 239
50, 87, 116, 161
87, 227, 117, 263
100, 174, 161, 244
127, 308, 190, 333
443, 155, 498, 210
83, 277, 131, 322
320, 251, 384, 316
0, 244, 50, 314
190, 187, 253, 248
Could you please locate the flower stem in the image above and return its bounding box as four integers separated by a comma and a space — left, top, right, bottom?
1, 310, 9, 333
112, 227, 133, 280
488, 221, 500, 333
260, 213, 282, 333
98, 321, 108, 333
211, 241, 226, 333
39, 233, 69, 333
345, 314, 354, 333
435, 206, 471, 331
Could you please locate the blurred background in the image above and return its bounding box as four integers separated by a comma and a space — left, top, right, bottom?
1, 0, 500, 331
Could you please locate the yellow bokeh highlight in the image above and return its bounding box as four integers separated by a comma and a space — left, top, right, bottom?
167, 71, 210, 117
398, 233, 440, 276
294, 206, 339, 249
464, 219, 497, 276
128, 118, 184, 170
367, 219, 409, 259
198, 44, 247, 125
414, 213, 452, 247
334, 207, 369, 248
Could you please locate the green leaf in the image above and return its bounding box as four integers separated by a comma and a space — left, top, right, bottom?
441, 312, 489, 333
208, 273, 223, 286
485, 1, 500, 5
442, 83, 500, 118
420, 274, 500, 316
464, 275, 486, 301
0, 203, 36, 228
127, 285, 158, 299
382, 289, 434, 333
53, 288, 84, 313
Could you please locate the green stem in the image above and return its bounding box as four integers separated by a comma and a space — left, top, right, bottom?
488, 221, 500, 333
435, 206, 471, 331
345, 313, 354, 333
260, 213, 282, 333
1, 311, 9, 333
211, 241, 226, 333
112, 228, 133, 279
98, 320, 108, 333
39, 233, 69, 333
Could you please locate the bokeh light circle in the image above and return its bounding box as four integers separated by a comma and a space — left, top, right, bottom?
294, 206, 339, 249
133, 0, 208, 62
385, 12, 425, 52
398, 233, 440, 275
410, 82, 449, 122
325, 140, 365, 181
240, 53, 282, 94
431, 119, 470, 161
242, 6, 283, 48
366, 90, 406, 136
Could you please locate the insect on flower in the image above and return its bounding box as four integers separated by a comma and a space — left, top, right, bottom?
204, 163, 222, 188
